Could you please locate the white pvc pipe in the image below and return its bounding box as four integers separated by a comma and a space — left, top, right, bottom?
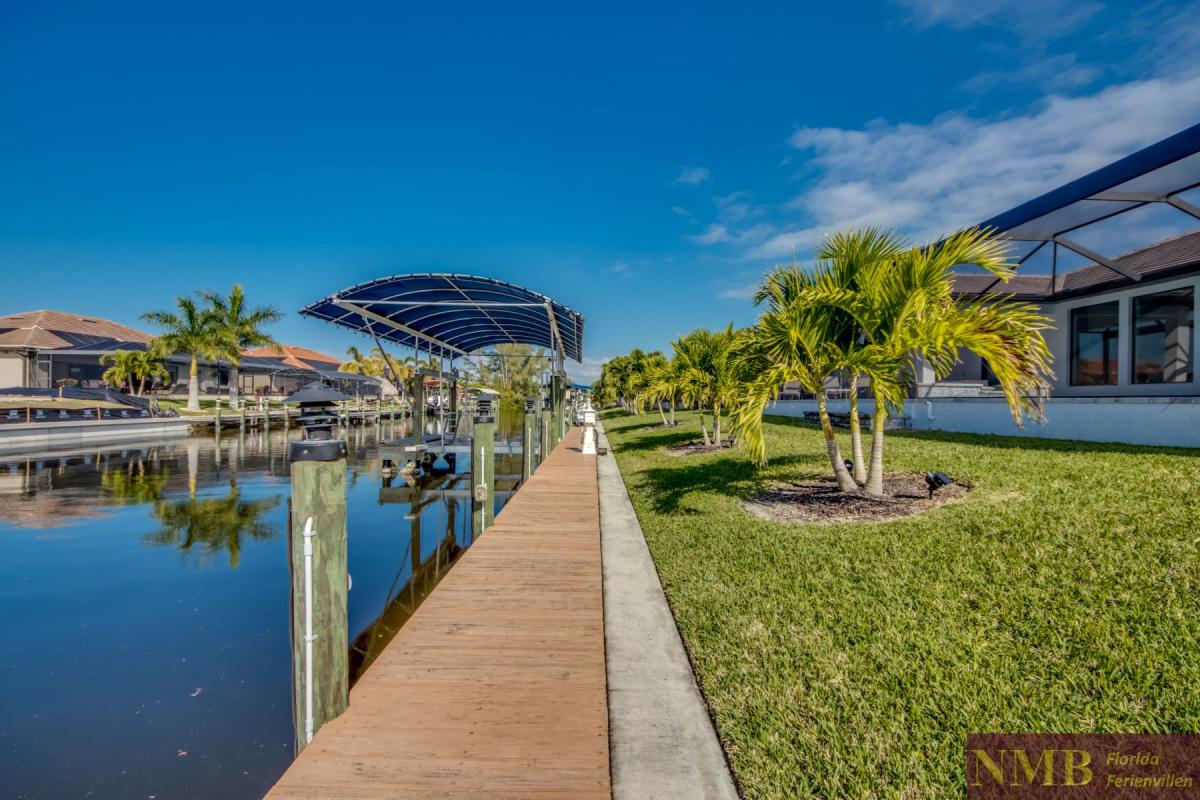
302, 516, 317, 744
479, 444, 487, 532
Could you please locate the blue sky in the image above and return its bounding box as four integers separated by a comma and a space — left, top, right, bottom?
2, 1, 1199, 383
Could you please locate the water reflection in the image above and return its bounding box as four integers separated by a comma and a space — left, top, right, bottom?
0, 419, 523, 799
147, 485, 281, 568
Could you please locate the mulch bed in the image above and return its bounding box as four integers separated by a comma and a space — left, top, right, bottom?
743, 472, 970, 524
664, 439, 737, 457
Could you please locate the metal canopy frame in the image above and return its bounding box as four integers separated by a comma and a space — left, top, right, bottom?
973, 122, 1200, 294
300, 274, 585, 371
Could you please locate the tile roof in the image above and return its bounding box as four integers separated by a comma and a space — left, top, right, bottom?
243, 344, 341, 370
0, 310, 154, 351
953, 230, 1200, 301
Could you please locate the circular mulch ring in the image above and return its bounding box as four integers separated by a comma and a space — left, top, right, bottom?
743, 472, 971, 524
664, 440, 736, 457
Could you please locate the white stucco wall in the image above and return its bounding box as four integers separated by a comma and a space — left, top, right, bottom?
0, 353, 26, 388
766, 396, 1200, 448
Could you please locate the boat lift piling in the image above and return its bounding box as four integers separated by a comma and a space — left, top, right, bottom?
284, 384, 352, 755
471, 396, 496, 537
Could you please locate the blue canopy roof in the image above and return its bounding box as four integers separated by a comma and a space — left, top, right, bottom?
976, 122, 1200, 281
300, 274, 585, 362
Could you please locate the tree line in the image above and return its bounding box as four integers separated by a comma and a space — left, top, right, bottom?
594, 227, 1053, 497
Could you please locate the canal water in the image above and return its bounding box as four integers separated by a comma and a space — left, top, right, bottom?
0, 420, 520, 799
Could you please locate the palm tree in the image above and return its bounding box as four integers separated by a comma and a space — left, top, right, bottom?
674, 327, 739, 447
100, 349, 139, 394
340, 345, 386, 377
201, 285, 282, 409
734, 226, 1053, 496
639, 355, 682, 426
142, 296, 234, 411
731, 285, 862, 491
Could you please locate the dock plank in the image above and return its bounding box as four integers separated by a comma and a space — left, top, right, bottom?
266, 427, 609, 800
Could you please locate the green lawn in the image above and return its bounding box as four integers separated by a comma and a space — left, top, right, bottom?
603, 410, 1200, 799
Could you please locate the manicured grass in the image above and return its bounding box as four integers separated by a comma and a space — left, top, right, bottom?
603, 410, 1200, 798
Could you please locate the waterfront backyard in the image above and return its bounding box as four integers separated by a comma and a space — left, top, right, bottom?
603, 410, 1200, 798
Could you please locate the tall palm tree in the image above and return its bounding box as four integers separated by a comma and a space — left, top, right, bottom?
201, 285, 282, 409
142, 296, 234, 411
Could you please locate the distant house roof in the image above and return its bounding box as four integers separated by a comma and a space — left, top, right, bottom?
244, 344, 341, 370
954, 230, 1200, 301
0, 310, 153, 351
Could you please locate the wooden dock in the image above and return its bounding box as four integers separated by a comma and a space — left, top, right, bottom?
266, 427, 610, 800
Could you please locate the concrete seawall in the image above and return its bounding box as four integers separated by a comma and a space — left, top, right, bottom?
0, 417, 193, 454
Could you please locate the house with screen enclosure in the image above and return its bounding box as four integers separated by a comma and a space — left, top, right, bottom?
0, 309, 384, 400
768, 121, 1200, 448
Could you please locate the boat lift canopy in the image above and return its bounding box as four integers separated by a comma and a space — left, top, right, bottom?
300, 274, 585, 368
973, 122, 1200, 289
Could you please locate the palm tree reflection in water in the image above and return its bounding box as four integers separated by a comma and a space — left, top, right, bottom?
146, 487, 279, 568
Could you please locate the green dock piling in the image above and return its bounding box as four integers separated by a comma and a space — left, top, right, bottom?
471, 398, 496, 538
522, 397, 537, 481
288, 436, 349, 756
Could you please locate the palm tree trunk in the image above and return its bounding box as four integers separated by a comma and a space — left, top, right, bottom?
137, 375, 145, 397
698, 409, 712, 446
187, 354, 200, 412
228, 365, 240, 409
865, 393, 888, 496
658, 400, 668, 426
669, 395, 676, 426
848, 372, 866, 484
713, 403, 722, 446
817, 392, 858, 492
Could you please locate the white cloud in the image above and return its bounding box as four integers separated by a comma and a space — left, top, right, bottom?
688, 224, 734, 245
567, 356, 609, 385
895, 0, 1101, 36
672, 165, 711, 186
962, 52, 1101, 93
749, 73, 1200, 260
609, 261, 634, 279
718, 281, 761, 300
670, 205, 690, 216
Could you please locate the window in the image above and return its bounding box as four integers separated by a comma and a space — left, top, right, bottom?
1133, 287, 1193, 384
1071, 301, 1119, 386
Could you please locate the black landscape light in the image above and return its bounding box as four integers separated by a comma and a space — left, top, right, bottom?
924, 471, 954, 499
474, 395, 496, 424
524, 396, 537, 413
285, 382, 350, 440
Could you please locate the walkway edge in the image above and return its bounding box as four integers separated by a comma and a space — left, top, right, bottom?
597, 421, 740, 800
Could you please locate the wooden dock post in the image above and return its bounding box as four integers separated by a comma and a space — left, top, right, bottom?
471, 397, 496, 538
550, 374, 564, 450
540, 395, 551, 465
288, 435, 350, 756
412, 375, 426, 440
522, 397, 537, 482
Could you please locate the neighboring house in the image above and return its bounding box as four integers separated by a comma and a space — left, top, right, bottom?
0, 310, 153, 388
0, 313, 383, 398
